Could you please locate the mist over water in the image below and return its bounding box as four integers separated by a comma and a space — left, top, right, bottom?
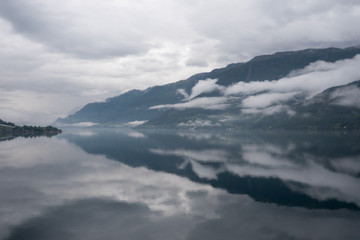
0, 129, 359, 239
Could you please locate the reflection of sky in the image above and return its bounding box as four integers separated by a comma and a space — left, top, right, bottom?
0, 133, 360, 239
150, 132, 360, 206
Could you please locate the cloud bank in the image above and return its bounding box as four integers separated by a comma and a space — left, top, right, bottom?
0, 0, 360, 124
150, 55, 360, 115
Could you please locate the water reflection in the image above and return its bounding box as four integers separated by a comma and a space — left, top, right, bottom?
0, 131, 359, 239
63, 129, 360, 210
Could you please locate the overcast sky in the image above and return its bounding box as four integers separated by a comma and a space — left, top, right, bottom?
1, 0, 360, 125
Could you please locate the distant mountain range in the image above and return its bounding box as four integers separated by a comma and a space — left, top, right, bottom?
56, 46, 360, 130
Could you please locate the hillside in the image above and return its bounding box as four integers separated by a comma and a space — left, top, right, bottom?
56, 46, 360, 130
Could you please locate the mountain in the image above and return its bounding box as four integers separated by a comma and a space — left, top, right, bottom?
56, 46, 360, 130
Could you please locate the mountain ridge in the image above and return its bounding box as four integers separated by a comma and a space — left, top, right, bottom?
56, 46, 360, 129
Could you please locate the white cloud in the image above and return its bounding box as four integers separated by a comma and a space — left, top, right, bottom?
241, 92, 299, 108
150, 97, 229, 110
240, 92, 299, 116
149, 55, 360, 115
187, 79, 224, 100
241, 105, 296, 116
330, 85, 360, 108
125, 121, 148, 127
176, 89, 189, 99
225, 55, 360, 98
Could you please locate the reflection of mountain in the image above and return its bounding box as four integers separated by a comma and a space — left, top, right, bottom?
56, 47, 360, 129
62, 130, 360, 210
0, 118, 62, 140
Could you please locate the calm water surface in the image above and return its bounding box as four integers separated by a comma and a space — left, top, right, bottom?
0, 129, 359, 239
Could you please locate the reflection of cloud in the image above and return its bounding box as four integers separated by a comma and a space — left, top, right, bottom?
187, 197, 360, 240
5, 198, 196, 240
69, 130, 97, 137
177, 132, 214, 141
149, 138, 360, 206
225, 161, 360, 206
329, 156, 360, 175
0, 136, 218, 238
243, 149, 296, 168
178, 119, 220, 128
127, 131, 146, 138
150, 148, 226, 180
189, 161, 219, 180
124, 120, 147, 127
1, 131, 360, 239
242, 143, 298, 168
150, 148, 228, 163
61, 122, 98, 127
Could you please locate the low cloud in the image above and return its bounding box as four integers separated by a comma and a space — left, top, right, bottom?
241, 92, 299, 116
187, 79, 225, 100
241, 92, 299, 108
151, 55, 360, 115
225, 55, 360, 98
241, 105, 295, 116
330, 84, 360, 108
176, 89, 189, 99
150, 97, 229, 110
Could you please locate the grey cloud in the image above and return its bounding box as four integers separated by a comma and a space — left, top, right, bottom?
185, 58, 209, 67
1, 0, 360, 124
0, 0, 151, 59
184, 0, 360, 61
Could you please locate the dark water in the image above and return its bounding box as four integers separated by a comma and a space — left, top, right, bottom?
0, 129, 360, 239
